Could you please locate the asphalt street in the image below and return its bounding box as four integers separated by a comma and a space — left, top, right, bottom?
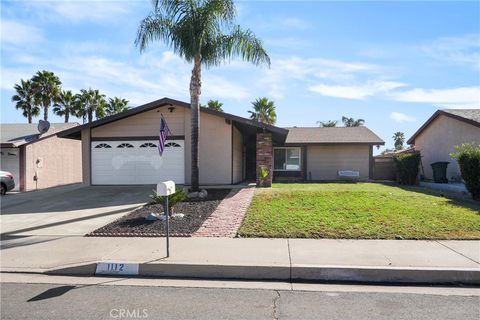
1, 282, 479, 320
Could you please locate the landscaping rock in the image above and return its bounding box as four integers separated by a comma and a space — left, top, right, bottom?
88, 189, 231, 237
145, 213, 159, 221
187, 192, 199, 199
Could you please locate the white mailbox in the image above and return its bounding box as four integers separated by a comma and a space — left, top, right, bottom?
157, 180, 175, 196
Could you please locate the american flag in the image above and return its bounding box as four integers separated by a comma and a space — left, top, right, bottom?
158, 116, 169, 156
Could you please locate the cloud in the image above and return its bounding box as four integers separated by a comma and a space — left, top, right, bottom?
1, 20, 44, 45
28, 0, 135, 24
202, 75, 249, 101
389, 86, 480, 109
259, 56, 380, 99
309, 81, 406, 100
1, 43, 250, 106
389, 112, 416, 123
421, 34, 480, 69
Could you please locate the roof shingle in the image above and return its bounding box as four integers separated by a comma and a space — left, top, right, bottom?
285, 127, 384, 144
441, 109, 480, 124
1, 123, 78, 146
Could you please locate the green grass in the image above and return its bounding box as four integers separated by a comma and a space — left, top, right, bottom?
238, 183, 480, 239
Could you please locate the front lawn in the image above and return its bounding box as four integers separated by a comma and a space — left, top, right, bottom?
238, 183, 480, 239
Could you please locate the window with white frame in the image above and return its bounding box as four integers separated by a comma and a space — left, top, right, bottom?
274, 147, 301, 171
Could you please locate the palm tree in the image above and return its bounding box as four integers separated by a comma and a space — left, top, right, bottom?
341, 116, 365, 127
248, 97, 277, 125
53, 90, 76, 123
393, 132, 405, 150
75, 89, 107, 123
31, 70, 62, 121
11, 79, 40, 123
106, 97, 130, 116
205, 99, 223, 112
136, 0, 270, 191
317, 120, 337, 127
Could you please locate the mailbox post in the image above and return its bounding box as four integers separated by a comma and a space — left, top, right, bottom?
157, 181, 175, 257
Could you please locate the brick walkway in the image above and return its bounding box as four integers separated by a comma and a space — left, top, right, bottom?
193, 187, 255, 237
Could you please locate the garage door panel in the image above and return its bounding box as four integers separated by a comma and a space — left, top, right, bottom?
91, 140, 185, 185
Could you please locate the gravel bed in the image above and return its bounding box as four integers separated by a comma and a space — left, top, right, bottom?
87, 189, 232, 237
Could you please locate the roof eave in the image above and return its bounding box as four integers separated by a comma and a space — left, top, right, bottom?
58, 97, 289, 140
408, 110, 480, 145
285, 141, 385, 145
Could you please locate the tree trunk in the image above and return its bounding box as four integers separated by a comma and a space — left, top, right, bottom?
190, 55, 202, 192
28, 111, 32, 124
65, 112, 69, 123
43, 102, 48, 121
88, 110, 93, 123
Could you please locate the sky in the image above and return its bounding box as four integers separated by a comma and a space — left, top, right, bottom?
1, 0, 479, 153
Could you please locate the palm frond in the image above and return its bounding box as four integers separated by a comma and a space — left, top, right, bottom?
136, 13, 175, 52
206, 26, 270, 67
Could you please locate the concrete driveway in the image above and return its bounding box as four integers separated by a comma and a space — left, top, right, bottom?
1, 185, 151, 237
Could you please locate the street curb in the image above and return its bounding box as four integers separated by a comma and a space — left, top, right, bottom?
43, 262, 480, 285
291, 265, 480, 285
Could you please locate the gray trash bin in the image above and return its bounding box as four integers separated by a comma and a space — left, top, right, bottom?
431, 161, 449, 183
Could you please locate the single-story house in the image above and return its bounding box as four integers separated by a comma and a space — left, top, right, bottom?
407, 109, 480, 181
1, 123, 82, 191
58, 97, 384, 186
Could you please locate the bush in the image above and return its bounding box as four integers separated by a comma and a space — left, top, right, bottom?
393, 152, 421, 185
149, 188, 186, 214
451, 143, 480, 200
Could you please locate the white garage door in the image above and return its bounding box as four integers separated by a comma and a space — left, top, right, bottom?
1, 148, 20, 191
91, 140, 185, 185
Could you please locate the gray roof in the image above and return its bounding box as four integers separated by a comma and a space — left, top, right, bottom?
285, 127, 385, 145
442, 109, 480, 124
1, 123, 78, 146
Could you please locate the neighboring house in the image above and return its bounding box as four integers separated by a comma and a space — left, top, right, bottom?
407, 109, 480, 181
58, 97, 384, 186
372, 148, 416, 181
0, 123, 82, 191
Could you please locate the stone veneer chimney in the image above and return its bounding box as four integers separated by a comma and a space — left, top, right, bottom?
256, 133, 273, 187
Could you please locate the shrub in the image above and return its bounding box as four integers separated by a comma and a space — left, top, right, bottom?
450, 143, 480, 200
393, 152, 421, 185
149, 188, 186, 214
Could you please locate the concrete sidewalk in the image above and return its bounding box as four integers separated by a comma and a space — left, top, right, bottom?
1, 236, 479, 284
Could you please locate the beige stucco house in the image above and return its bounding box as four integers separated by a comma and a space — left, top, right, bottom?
407, 109, 480, 181
58, 97, 384, 186
0, 123, 82, 191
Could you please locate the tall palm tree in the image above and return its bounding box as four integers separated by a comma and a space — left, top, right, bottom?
75, 89, 107, 123
53, 90, 76, 123
31, 70, 62, 121
105, 97, 130, 116
393, 131, 405, 150
317, 120, 337, 127
205, 99, 223, 112
342, 116, 365, 127
11, 79, 40, 123
248, 97, 277, 125
136, 0, 270, 191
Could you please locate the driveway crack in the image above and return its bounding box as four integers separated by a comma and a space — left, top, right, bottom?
272, 290, 281, 320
